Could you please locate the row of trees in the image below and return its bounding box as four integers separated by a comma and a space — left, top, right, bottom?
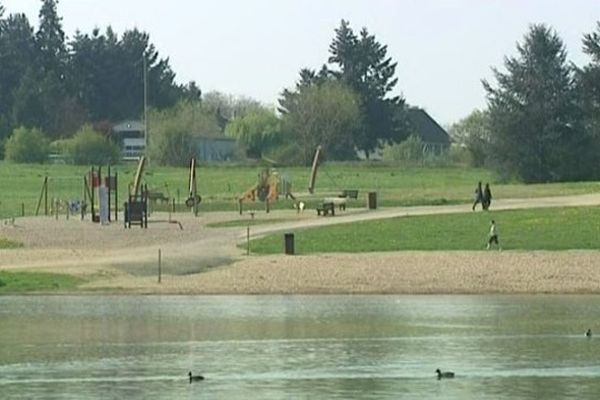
0, 0, 187, 153
224, 20, 411, 165
2, 2, 410, 167
451, 23, 600, 182
4, 2, 598, 184
149, 19, 413, 167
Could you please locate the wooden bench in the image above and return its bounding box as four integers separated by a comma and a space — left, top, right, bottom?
340, 189, 359, 199
324, 197, 347, 211
316, 202, 335, 216
147, 191, 170, 203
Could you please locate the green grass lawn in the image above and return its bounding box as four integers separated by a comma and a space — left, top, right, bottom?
0, 271, 83, 293
1, 161, 599, 218
249, 206, 600, 254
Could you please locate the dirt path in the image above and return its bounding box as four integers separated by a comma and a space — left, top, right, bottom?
1, 193, 599, 294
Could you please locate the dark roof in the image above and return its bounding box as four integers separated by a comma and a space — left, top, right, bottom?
407, 108, 450, 145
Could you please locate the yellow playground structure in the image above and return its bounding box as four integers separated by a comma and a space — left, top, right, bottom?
237, 147, 324, 214
238, 167, 294, 213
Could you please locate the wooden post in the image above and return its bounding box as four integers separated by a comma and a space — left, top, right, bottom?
114, 171, 119, 222
90, 167, 95, 222
246, 226, 250, 256
21, 203, 24, 217
44, 176, 48, 216
107, 165, 111, 223
158, 248, 162, 283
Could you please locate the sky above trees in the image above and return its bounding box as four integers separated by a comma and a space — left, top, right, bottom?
3, 0, 599, 125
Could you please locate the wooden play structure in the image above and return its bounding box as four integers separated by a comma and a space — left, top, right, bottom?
238, 166, 294, 214
308, 145, 322, 194
36, 166, 118, 223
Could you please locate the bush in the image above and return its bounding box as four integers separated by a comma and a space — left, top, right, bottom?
64, 125, 120, 165
448, 144, 472, 166
382, 135, 425, 164
4, 126, 50, 163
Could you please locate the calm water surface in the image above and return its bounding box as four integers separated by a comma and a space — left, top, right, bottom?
1, 295, 600, 399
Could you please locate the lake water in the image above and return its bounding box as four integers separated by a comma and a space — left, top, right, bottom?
1, 295, 599, 399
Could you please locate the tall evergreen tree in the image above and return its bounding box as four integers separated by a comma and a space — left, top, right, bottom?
36, 0, 66, 74
27, 0, 75, 137
484, 24, 587, 182
69, 27, 181, 122
576, 22, 600, 176
328, 20, 408, 156
0, 13, 36, 123
580, 22, 600, 141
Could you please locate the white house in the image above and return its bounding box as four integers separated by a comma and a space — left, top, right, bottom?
112, 120, 145, 160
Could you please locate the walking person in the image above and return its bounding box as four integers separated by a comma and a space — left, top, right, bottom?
472, 181, 483, 211
487, 220, 501, 250
482, 183, 492, 210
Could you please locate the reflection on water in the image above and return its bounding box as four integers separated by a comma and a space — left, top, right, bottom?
1, 295, 600, 399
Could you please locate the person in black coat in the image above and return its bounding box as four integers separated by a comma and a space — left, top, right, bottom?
482, 183, 492, 210
472, 181, 483, 211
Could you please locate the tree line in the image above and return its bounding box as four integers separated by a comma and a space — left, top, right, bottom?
0, 0, 191, 156
3, 1, 600, 184
451, 23, 600, 183
0, 2, 411, 166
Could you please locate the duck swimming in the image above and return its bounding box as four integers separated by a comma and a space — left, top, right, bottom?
436, 369, 455, 379
586, 329, 592, 338
188, 371, 205, 383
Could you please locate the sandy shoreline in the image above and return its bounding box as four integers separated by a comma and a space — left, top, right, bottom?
1, 196, 600, 295
78, 251, 600, 295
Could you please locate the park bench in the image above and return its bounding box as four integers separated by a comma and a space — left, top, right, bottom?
340, 189, 359, 199
316, 202, 335, 216
324, 196, 347, 211
147, 191, 170, 203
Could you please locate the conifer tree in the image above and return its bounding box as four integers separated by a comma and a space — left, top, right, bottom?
484, 24, 586, 182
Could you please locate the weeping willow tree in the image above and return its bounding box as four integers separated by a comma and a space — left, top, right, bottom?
147, 100, 221, 166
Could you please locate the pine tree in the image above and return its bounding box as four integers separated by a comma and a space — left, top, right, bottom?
577, 21, 600, 177
327, 20, 408, 157
36, 0, 66, 74
484, 24, 587, 182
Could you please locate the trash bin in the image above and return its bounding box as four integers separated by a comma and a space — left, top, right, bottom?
367, 192, 377, 210
284, 233, 295, 255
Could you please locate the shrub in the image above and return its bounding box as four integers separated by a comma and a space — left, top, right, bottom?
382, 135, 425, 164
64, 125, 120, 165
4, 126, 50, 163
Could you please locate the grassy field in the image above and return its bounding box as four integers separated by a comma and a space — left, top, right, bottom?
0, 271, 83, 293
249, 206, 600, 254
1, 161, 599, 218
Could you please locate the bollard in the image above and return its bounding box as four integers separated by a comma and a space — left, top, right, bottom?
367, 192, 377, 210
158, 248, 162, 283
247, 226, 250, 255
284, 233, 295, 255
